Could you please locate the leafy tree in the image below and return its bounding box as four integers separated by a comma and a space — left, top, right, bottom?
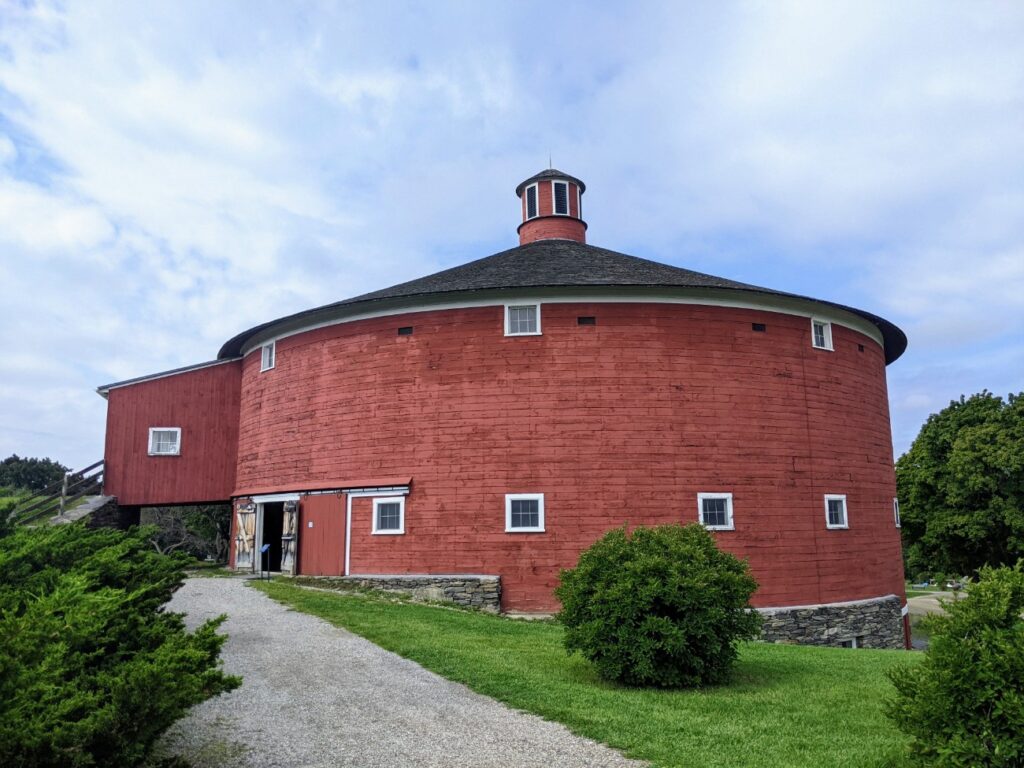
556, 523, 761, 688
0, 455, 70, 493
886, 563, 1024, 767
897, 392, 1024, 577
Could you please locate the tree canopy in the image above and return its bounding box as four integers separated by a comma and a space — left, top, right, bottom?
896, 391, 1024, 577
0, 455, 69, 493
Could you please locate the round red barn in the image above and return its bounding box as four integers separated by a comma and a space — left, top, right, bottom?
98, 169, 910, 648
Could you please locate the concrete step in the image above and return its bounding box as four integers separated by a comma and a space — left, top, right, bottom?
50, 495, 116, 525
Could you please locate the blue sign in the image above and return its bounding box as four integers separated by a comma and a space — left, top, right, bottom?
260, 544, 271, 553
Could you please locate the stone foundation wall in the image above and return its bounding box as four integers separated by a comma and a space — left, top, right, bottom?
86, 498, 136, 529
759, 595, 904, 649
293, 574, 501, 613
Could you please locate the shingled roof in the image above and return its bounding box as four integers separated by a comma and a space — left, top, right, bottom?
514, 168, 586, 196
217, 240, 907, 363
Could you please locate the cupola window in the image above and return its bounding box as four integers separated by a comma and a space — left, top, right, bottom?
553, 181, 569, 215
525, 184, 538, 220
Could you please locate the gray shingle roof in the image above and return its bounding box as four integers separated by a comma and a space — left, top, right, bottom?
217, 239, 907, 363
344, 240, 759, 300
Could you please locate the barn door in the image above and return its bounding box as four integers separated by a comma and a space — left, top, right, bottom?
234, 500, 257, 571
280, 500, 299, 575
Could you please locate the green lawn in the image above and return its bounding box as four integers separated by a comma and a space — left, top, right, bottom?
252, 580, 916, 768
0, 487, 29, 506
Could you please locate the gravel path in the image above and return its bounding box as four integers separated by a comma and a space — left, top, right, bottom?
158, 577, 644, 768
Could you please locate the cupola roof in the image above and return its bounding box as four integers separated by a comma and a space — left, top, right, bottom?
515, 168, 586, 196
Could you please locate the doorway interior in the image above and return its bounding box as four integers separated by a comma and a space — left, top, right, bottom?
257, 501, 284, 572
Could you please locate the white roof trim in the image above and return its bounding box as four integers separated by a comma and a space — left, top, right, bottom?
97, 357, 242, 398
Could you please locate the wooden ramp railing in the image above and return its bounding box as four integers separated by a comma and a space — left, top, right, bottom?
7, 460, 105, 526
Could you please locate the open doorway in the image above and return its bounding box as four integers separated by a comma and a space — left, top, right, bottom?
258, 501, 284, 572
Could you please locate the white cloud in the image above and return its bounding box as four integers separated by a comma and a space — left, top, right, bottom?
0, 179, 114, 251
0, 135, 16, 164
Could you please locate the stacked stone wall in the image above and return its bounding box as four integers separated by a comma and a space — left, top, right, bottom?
293, 574, 501, 613
759, 595, 904, 649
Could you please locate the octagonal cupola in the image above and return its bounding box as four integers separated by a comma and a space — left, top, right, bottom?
515, 168, 587, 245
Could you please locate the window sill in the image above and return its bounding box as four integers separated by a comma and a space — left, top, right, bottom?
148, 452, 181, 457
506, 527, 545, 533
372, 529, 405, 535
703, 525, 734, 531
504, 331, 543, 337
826, 524, 849, 530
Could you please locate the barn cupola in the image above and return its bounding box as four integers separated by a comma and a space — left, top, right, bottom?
515, 168, 587, 245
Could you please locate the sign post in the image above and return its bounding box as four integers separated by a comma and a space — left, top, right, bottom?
260, 543, 271, 581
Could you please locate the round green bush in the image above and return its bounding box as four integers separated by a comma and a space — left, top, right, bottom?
555, 523, 761, 688
886, 563, 1024, 767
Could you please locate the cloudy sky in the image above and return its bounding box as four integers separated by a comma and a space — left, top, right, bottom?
1, 1, 1021, 469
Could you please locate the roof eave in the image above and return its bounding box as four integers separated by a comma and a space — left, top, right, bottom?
219, 283, 906, 364
97, 357, 243, 397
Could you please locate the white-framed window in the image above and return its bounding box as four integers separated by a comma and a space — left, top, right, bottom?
552, 180, 569, 215
372, 497, 405, 535
825, 494, 848, 529
525, 183, 538, 220
893, 497, 901, 528
505, 493, 545, 532
698, 492, 734, 530
811, 319, 833, 351
261, 341, 276, 371
840, 636, 864, 649
148, 427, 181, 456
505, 303, 541, 336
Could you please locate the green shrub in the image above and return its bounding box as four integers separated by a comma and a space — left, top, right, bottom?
886, 563, 1024, 767
555, 523, 761, 687
0, 523, 240, 767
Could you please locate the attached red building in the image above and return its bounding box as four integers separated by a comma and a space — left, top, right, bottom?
99, 169, 910, 647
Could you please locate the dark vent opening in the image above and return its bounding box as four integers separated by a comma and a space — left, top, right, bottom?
858, 344, 865, 352
554, 182, 568, 214
526, 186, 537, 219
397, 326, 413, 336
577, 316, 596, 325
752, 323, 767, 332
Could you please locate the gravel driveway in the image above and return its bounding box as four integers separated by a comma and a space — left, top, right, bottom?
158, 577, 644, 768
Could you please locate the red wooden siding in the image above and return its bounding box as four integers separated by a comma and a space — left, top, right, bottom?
103, 361, 241, 506
297, 493, 346, 576
234, 302, 904, 612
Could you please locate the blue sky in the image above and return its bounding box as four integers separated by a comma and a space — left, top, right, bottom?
0, 1, 1021, 469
